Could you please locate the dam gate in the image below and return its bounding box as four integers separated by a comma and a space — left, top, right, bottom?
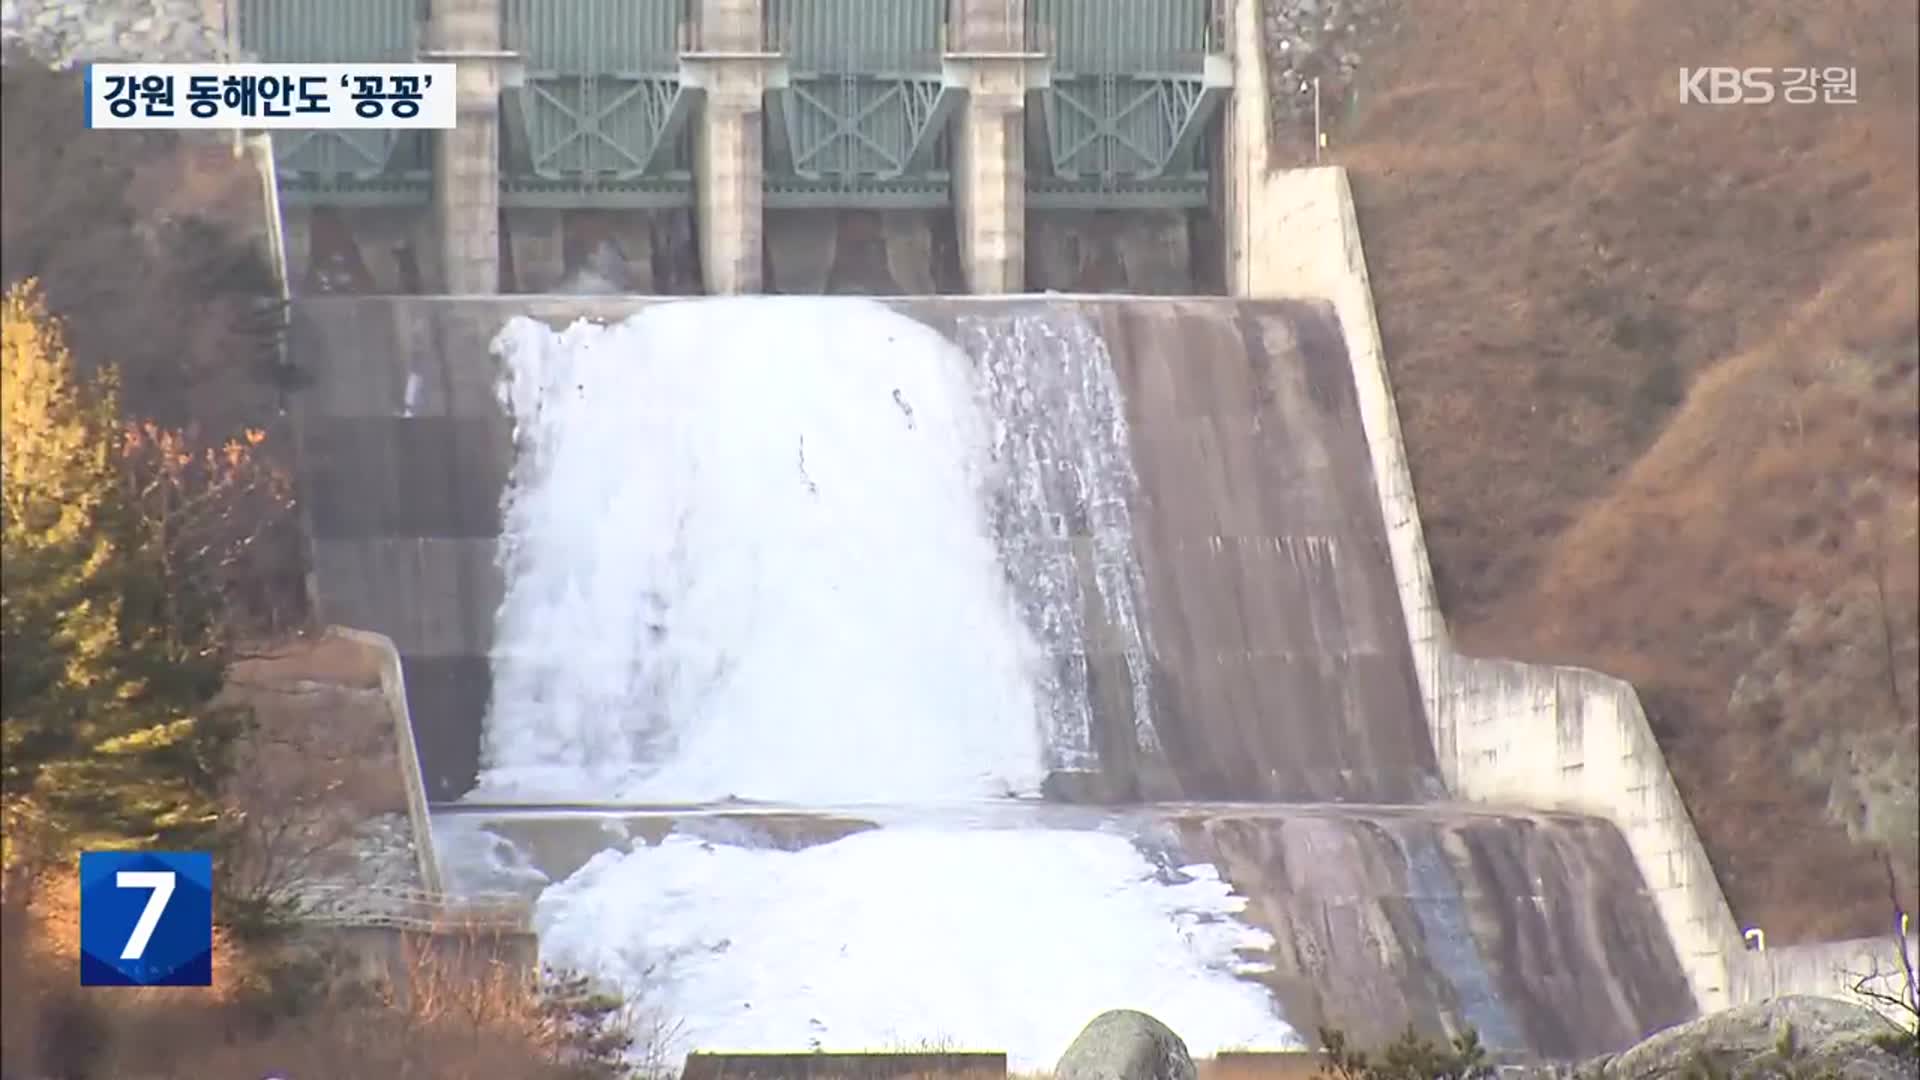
234, 0, 1230, 294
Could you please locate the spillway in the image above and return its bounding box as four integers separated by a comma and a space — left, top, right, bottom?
478, 300, 1053, 804
469, 298, 1296, 1061
289, 294, 1698, 1066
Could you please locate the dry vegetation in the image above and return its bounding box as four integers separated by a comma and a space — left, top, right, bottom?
1327, 0, 1919, 937
1, 869, 643, 1080
215, 633, 411, 914
0, 63, 295, 439
1, 60, 309, 643
0, 627, 651, 1079
1, 61, 649, 1079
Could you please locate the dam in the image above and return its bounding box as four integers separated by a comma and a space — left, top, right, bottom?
291, 294, 1696, 1062
235, 0, 1231, 296
187, 0, 1819, 1067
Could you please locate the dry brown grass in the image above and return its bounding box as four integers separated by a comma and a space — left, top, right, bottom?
1329, 0, 1920, 937
0, 629, 637, 1079
0, 874, 626, 1080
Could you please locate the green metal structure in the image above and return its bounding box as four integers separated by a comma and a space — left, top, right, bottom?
239, 0, 1228, 212
763, 0, 956, 209
236, 0, 427, 205
1025, 0, 1230, 209
499, 0, 696, 208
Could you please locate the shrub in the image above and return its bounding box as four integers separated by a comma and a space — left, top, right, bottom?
1315, 1025, 1494, 1080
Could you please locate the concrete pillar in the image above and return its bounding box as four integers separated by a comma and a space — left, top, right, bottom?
427, 0, 505, 294
694, 0, 760, 53
682, 0, 784, 295
1223, 0, 1270, 296
199, 0, 234, 58
947, 0, 1047, 294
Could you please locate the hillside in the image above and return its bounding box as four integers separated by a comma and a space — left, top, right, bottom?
1329, 0, 1919, 939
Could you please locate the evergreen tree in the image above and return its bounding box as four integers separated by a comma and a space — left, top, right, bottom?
1, 280, 240, 868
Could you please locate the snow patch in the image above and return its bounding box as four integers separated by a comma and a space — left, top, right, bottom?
535, 827, 1302, 1069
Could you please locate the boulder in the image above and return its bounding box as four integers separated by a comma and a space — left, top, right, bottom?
1055, 1010, 1197, 1080
1567, 996, 1915, 1080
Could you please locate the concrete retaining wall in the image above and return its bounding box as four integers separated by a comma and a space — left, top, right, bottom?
326, 626, 444, 895
1209, 1052, 1329, 1080
1730, 934, 1920, 1022
1425, 656, 1745, 1012
1224, 0, 1920, 1022
1222, 0, 1746, 1013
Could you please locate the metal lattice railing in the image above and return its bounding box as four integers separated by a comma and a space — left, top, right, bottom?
761, 0, 953, 200
1023, 0, 1229, 199
293, 883, 534, 932
234, 0, 426, 189
499, 0, 695, 191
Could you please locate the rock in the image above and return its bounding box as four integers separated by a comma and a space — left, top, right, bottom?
1516, 996, 1917, 1080
1258, 0, 1399, 153
2, 0, 226, 65
1055, 1010, 1197, 1080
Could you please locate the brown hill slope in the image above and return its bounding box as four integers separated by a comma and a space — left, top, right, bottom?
1329, 0, 1919, 939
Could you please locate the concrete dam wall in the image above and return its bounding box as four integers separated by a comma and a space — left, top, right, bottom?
288, 293, 1696, 1056
290, 295, 1438, 807
13, 0, 1788, 1050
1178, 806, 1695, 1053
442, 799, 1696, 1057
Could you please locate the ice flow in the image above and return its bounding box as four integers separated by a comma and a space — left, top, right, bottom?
466, 298, 1301, 1068
479, 299, 1049, 804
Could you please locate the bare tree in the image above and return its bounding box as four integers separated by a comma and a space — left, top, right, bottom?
1, 62, 292, 435
119, 422, 305, 649
1864, 509, 1920, 900
1841, 857, 1919, 1054
5, 61, 310, 647
216, 687, 395, 926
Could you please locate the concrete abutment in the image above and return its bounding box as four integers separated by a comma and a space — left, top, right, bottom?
1216, 0, 1920, 1024
683, 0, 781, 295
426, 0, 507, 295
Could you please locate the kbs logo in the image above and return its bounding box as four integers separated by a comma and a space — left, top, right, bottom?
78, 852, 213, 986
1679, 67, 1858, 105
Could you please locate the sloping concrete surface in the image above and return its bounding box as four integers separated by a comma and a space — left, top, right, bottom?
288, 295, 1437, 806
434, 800, 1697, 1057
1174, 806, 1696, 1054
288, 294, 1696, 1052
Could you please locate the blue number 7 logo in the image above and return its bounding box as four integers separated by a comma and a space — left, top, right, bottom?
79, 852, 213, 987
